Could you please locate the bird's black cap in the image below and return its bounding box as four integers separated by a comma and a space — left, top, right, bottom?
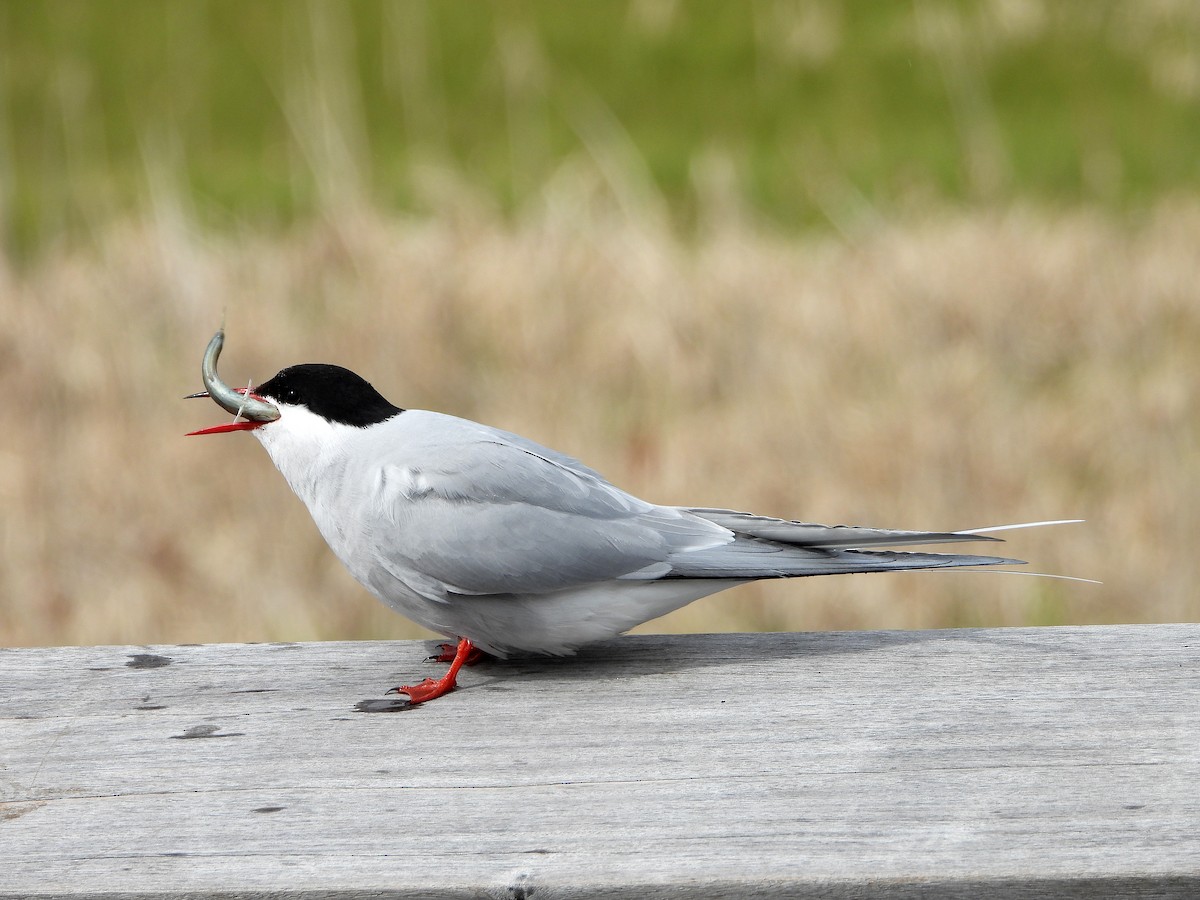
254, 364, 404, 427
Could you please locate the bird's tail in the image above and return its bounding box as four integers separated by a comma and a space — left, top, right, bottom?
666, 509, 1081, 579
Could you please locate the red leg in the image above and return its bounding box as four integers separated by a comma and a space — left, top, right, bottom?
394, 637, 475, 705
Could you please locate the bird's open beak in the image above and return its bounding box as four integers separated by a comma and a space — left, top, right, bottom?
185, 329, 280, 436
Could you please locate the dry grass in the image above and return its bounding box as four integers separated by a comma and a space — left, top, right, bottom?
2, 191, 1197, 647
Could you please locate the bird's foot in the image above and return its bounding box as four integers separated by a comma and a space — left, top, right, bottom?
389, 637, 477, 705
427, 642, 490, 665
393, 675, 457, 704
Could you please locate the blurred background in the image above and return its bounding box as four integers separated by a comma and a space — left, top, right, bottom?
1, 1, 1197, 647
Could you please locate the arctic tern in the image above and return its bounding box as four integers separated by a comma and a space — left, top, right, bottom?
188, 329, 1075, 705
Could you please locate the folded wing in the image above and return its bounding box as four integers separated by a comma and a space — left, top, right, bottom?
366, 414, 1024, 600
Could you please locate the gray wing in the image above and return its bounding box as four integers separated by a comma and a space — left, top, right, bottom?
368, 427, 731, 598
361, 413, 1022, 601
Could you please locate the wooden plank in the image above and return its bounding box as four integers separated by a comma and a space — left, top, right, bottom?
1, 625, 1198, 899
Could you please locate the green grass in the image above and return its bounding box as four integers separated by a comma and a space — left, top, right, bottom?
3, 1, 1199, 258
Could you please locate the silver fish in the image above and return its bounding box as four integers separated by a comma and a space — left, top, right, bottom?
184, 330, 280, 434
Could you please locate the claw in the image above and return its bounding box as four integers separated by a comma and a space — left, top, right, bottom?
425, 642, 457, 663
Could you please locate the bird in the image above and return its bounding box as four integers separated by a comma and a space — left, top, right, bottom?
187, 329, 1071, 705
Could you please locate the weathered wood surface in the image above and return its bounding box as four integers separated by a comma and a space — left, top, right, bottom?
1, 625, 1198, 899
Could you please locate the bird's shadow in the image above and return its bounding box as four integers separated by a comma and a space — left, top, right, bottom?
495, 629, 939, 680
427, 627, 1019, 686
359, 627, 1073, 711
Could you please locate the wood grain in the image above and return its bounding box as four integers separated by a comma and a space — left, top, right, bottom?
1, 626, 1198, 898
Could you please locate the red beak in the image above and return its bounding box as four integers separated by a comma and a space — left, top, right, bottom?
186, 420, 267, 436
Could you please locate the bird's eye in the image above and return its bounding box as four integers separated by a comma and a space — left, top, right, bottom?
282, 388, 300, 403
